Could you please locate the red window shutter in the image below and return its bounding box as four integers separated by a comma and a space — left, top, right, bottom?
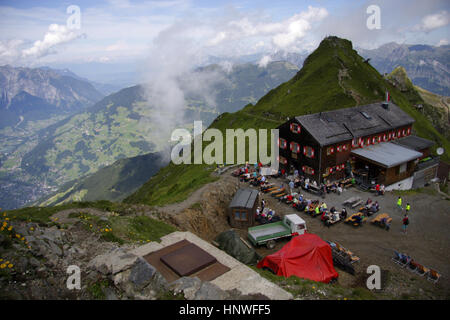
341, 164, 345, 169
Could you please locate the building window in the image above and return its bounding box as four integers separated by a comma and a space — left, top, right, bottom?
358, 137, 364, 148
302, 166, 315, 175
234, 210, 248, 221
399, 163, 407, 174
290, 142, 300, 153
327, 146, 335, 155
278, 156, 288, 165
342, 144, 348, 151
407, 127, 411, 135
290, 123, 301, 134
279, 138, 287, 149
303, 146, 315, 158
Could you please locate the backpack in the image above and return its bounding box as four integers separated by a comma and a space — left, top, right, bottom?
403, 217, 409, 225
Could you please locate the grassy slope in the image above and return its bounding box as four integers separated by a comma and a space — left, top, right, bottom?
125, 36, 449, 207
387, 66, 450, 140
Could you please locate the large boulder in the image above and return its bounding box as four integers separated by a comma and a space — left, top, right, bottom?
88, 247, 138, 275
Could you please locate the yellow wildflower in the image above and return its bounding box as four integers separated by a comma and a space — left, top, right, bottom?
8, 226, 12, 231
0, 264, 6, 269
7, 264, 13, 268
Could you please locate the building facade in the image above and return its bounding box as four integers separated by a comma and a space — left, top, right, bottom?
277, 101, 430, 186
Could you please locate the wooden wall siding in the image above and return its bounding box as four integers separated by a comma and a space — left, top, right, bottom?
278, 119, 321, 181
384, 160, 417, 185
228, 198, 258, 229
278, 120, 414, 183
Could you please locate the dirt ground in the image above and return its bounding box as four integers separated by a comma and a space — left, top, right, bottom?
232, 175, 450, 299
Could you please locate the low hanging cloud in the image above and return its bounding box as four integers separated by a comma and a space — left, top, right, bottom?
140, 5, 328, 160
257, 55, 272, 68
21, 24, 82, 59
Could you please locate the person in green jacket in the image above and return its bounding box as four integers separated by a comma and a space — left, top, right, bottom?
315, 205, 320, 216
397, 196, 402, 210
405, 203, 411, 215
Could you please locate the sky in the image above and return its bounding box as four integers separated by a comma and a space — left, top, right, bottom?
0, 0, 448, 82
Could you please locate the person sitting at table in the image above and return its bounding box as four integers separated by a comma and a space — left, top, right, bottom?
370, 201, 379, 213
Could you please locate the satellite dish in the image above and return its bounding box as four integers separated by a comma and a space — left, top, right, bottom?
437, 147, 444, 155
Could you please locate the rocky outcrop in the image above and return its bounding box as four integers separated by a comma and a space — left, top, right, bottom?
165, 176, 241, 241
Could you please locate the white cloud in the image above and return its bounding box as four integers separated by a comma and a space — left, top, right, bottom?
0, 39, 23, 64
257, 55, 272, 68
416, 10, 449, 32
21, 24, 82, 59
204, 5, 328, 55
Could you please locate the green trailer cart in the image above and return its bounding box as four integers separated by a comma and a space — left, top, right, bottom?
247, 214, 307, 249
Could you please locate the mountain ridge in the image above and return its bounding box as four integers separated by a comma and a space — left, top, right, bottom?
125, 36, 450, 207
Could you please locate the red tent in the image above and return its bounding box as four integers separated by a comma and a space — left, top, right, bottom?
257, 234, 338, 283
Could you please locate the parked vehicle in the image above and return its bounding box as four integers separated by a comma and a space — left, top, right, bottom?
247, 214, 307, 249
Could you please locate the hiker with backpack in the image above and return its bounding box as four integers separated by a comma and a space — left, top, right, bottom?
402, 214, 409, 234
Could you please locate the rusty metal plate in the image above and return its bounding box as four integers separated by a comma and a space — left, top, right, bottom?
160, 243, 217, 276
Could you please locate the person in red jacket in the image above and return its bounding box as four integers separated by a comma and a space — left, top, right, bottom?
402, 215, 409, 234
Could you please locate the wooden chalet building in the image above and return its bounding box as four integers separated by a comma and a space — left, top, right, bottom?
277, 101, 433, 187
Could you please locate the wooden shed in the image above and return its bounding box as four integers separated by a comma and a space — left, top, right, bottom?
228, 188, 259, 229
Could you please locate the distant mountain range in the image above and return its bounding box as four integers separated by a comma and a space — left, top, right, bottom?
0, 65, 104, 128
0, 61, 299, 209
358, 43, 450, 96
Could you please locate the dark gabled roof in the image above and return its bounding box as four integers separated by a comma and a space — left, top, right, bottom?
229, 188, 258, 209
294, 102, 414, 146
392, 135, 435, 151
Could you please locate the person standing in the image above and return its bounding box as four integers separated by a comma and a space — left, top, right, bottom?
397, 196, 402, 211
289, 180, 294, 194
405, 203, 411, 215
402, 214, 409, 234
